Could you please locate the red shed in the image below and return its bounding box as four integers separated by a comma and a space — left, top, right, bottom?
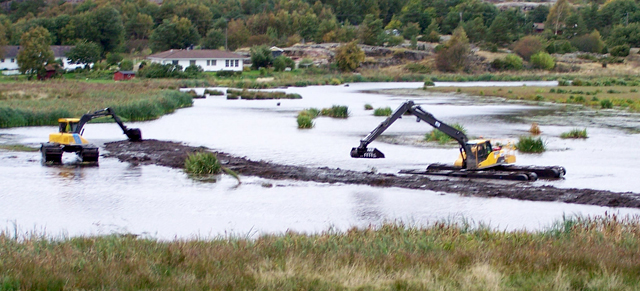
114, 71, 135, 81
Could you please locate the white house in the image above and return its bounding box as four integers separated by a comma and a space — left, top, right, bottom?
1, 45, 86, 75
146, 49, 245, 71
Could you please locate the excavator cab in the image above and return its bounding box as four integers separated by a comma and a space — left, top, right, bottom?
454, 139, 516, 169
59, 118, 79, 133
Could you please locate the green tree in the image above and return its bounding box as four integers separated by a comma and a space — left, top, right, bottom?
358, 14, 384, 45
435, 26, 470, 72
570, 30, 604, 53
0, 23, 7, 59
17, 26, 54, 79
402, 22, 420, 40
513, 36, 545, 61
126, 13, 154, 40
546, 0, 573, 35
464, 17, 487, 43
66, 40, 102, 65
226, 19, 250, 51
335, 41, 365, 72
530, 5, 550, 23
607, 23, 640, 47
202, 29, 225, 49
176, 4, 213, 37
250, 45, 273, 69
120, 59, 133, 71
82, 6, 125, 53
273, 55, 295, 71
149, 16, 200, 52
487, 10, 519, 46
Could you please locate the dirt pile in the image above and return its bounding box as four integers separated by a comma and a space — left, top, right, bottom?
104, 139, 640, 209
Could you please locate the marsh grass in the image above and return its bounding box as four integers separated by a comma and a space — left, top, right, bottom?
364, 104, 374, 110
204, 89, 224, 95
2, 214, 640, 290
0, 144, 39, 152
561, 128, 588, 139
0, 81, 193, 128
529, 122, 541, 135
226, 89, 302, 100
184, 152, 221, 176
516, 136, 546, 153
428, 85, 640, 112
320, 105, 349, 118
296, 113, 314, 128
373, 107, 392, 116
425, 123, 466, 144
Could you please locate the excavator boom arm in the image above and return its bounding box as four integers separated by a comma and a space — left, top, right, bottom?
351, 100, 475, 168
74, 108, 141, 141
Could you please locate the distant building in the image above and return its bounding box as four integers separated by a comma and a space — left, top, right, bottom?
0, 45, 86, 75
270, 46, 284, 58
533, 23, 545, 33
146, 49, 244, 72
114, 71, 135, 81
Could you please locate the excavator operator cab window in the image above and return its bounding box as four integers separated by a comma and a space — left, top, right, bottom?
59, 121, 79, 133
476, 142, 491, 161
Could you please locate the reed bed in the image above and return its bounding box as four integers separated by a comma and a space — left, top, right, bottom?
429, 85, 640, 112
2, 214, 640, 290
184, 152, 222, 176
425, 123, 466, 144
0, 81, 193, 128
561, 128, 588, 139
320, 105, 349, 118
516, 136, 546, 153
373, 107, 392, 116
226, 89, 302, 100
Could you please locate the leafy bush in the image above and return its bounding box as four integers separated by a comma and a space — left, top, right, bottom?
183, 65, 203, 78
184, 152, 222, 176
216, 70, 242, 77
273, 56, 295, 72
119, 59, 133, 71
250, 45, 274, 69
335, 41, 365, 72
530, 52, 555, 70
138, 63, 184, 78
425, 123, 466, 144
435, 26, 470, 72
609, 44, 630, 57
516, 136, 546, 153
491, 54, 523, 71
570, 31, 605, 53
513, 36, 545, 61
373, 107, 392, 116
546, 40, 576, 54
560, 128, 588, 139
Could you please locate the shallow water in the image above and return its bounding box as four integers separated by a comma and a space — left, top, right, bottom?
2, 82, 639, 239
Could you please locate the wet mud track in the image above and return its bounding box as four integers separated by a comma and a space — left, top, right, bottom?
104, 140, 640, 209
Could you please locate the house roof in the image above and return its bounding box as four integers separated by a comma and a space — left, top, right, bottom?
2, 45, 74, 58
147, 49, 244, 59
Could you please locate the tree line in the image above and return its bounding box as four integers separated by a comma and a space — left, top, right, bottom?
1, 0, 640, 59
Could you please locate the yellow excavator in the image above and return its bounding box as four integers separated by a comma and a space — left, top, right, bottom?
41, 108, 141, 163
351, 100, 565, 181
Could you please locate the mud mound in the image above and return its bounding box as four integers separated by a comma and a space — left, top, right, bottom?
104, 139, 640, 209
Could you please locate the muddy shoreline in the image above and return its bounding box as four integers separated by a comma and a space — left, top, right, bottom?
104, 139, 640, 209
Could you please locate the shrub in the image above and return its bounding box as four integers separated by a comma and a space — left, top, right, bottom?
491, 54, 523, 71
250, 45, 274, 69
423, 79, 435, 87
216, 70, 242, 77
435, 27, 470, 72
513, 36, 545, 61
530, 52, 555, 70
516, 136, 546, 153
425, 123, 466, 144
560, 128, 588, 139
546, 40, 576, 54
335, 41, 365, 72
138, 63, 183, 78
570, 30, 605, 53
119, 59, 133, 71
373, 107, 392, 116
273, 55, 295, 71
364, 104, 374, 110
609, 44, 630, 57
184, 152, 222, 176
183, 65, 203, 78
600, 99, 613, 109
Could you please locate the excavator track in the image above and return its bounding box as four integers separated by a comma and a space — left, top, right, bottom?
41, 143, 63, 164
399, 168, 537, 181
426, 163, 566, 179
79, 146, 100, 163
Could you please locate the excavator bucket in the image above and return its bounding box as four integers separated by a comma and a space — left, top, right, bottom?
125, 128, 142, 141
350, 147, 385, 158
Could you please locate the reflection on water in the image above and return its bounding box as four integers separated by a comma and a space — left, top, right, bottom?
1, 82, 640, 239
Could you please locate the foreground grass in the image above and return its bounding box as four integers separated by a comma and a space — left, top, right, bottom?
427, 85, 640, 112
2, 214, 640, 290
0, 80, 193, 128
0, 144, 39, 152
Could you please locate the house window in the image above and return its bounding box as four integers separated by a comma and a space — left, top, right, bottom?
235, 60, 239, 67
207, 60, 210, 66
190, 60, 196, 66
172, 60, 178, 65
1, 59, 3, 63
225, 60, 229, 67
10, 59, 14, 63
211, 60, 216, 66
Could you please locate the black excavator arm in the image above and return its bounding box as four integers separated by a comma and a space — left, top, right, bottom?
351, 100, 477, 169
74, 108, 142, 141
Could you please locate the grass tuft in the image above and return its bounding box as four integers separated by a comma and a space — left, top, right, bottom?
364, 104, 373, 110
529, 122, 541, 135
184, 152, 222, 176
516, 136, 546, 153
560, 128, 588, 139
296, 112, 314, 129
425, 123, 466, 144
373, 107, 392, 116
320, 105, 349, 118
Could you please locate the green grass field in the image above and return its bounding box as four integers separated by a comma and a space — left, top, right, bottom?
1, 214, 639, 290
